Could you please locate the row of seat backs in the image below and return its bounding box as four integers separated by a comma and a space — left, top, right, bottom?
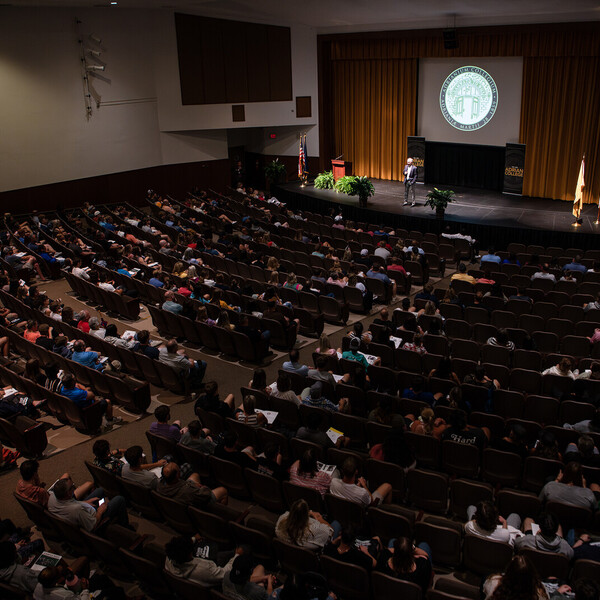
64, 271, 140, 320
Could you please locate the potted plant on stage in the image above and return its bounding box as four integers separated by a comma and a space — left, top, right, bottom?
348, 176, 375, 208
314, 171, 335, 190
425, 187, 455, 219
264, 159, 286, 193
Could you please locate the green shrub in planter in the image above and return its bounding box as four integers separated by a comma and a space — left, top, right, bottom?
314, 171, 335, 190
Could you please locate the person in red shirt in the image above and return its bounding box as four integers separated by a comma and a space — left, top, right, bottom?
16, 460, 93, 507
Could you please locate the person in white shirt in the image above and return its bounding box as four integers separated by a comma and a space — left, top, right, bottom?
329, 456, 392, 507
71, 260, 89, 280
374, 241, 391, 262
531, 264, 556, 283
275, 499, 337, 550
465, 500, 522, 546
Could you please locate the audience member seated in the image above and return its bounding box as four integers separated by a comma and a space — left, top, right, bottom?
248, 368, 270, 395
289, 448, 333, 497
514, 511, 574, 559
215, 431, 258, 470
307, 356, 338, 388
256, 443, 288, 481
270, 373, 301, 406
35, 323, 54, 350
135, 329, 159, 359
369, 428, 416, 472
324, 526, 380, 571
480, 247, 501, 266
156, 462, 227, 507
408, 407, 446, 439
275, 498, 338, 550
330, 456, 392, 507
121, 445, 166, 490
563, 409, 600, 434
441, 411, 489, 450
159, 338, 207, 390
236, 395, 267, 428
194, 380, 235, 419
368, 396, 405, 429
492, 423, 529, 458
165, 535, 237, 586
0, 540, 39, 594
92, 439, 126, 475
465, 500, 522, 546
16, 460, 93, 508
162, 290, 183, 314
564, 435, 600, 467
483, 555, 546, 600
531, 263, 556, 282
282, 349, 309, 377
486, 328, 515, 351
149, 405, 182, 444
543, 358, 576, 379
538, 462, 599, 510
376, 537, 432, 593
366, 265, 397, 298
48, 477, 130, 531
563, 255, 587, 273
222, 552, 276, 600
301, 381, 347, 413
316, 333, 338, 356
60, 372, 121, 427
415, 284, 438, 307
71, 339, 105, 371
451, 263, 476, 285
180, 419, 216, 454
52, 334, 72, 359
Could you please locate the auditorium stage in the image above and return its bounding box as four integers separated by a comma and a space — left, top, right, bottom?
273, 180, 600, 250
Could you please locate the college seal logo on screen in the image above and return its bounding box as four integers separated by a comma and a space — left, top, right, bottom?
440, 66, 498, 131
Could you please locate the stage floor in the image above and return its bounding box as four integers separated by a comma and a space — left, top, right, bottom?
278, 179, 600, 236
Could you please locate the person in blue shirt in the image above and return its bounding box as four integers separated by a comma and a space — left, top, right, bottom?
563, 255, 587, 273
60, 372, 120, 424
480, 248, 502, 265
282, 349, 309, 377
366, 265, 397, 298
162, 291, 183, 314
301, 381, 346, 413
148, 270, 164, 288
71, 339, 105, 371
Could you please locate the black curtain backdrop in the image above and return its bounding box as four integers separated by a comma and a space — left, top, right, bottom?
424, 142, 505, 191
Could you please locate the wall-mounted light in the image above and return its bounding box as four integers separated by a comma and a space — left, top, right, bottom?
88, 49, 102, 58
86, 64, 105, 71
89, 34, 102, 44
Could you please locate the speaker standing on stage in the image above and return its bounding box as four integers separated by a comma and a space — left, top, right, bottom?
403, 158, 418, 207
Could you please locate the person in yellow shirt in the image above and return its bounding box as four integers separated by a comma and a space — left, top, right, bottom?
451, 263, 477, 285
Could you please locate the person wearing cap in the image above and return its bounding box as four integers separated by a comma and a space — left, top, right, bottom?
300, 381, 347, 413
356, 248, 372, 269
222, 552, 277, 600
342, 337, 379, 370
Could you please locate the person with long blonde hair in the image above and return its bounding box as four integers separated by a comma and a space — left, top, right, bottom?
275, 499, 337, 549
316, 333, 337, 356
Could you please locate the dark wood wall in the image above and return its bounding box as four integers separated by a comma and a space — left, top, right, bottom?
0, 159, 231, 213
174, 13, 292, 106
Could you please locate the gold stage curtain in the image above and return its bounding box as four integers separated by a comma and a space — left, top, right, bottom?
331, 58, 417, 181
520, 56, 600, 204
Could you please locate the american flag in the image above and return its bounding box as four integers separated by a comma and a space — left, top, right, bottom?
302, 134, 308, 176
298, 135, 305, 179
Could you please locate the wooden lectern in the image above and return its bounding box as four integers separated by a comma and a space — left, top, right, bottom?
332, 160, 352, 181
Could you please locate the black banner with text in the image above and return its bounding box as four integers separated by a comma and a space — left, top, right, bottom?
407, 136, 426, 183
503, 143, 526, 195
